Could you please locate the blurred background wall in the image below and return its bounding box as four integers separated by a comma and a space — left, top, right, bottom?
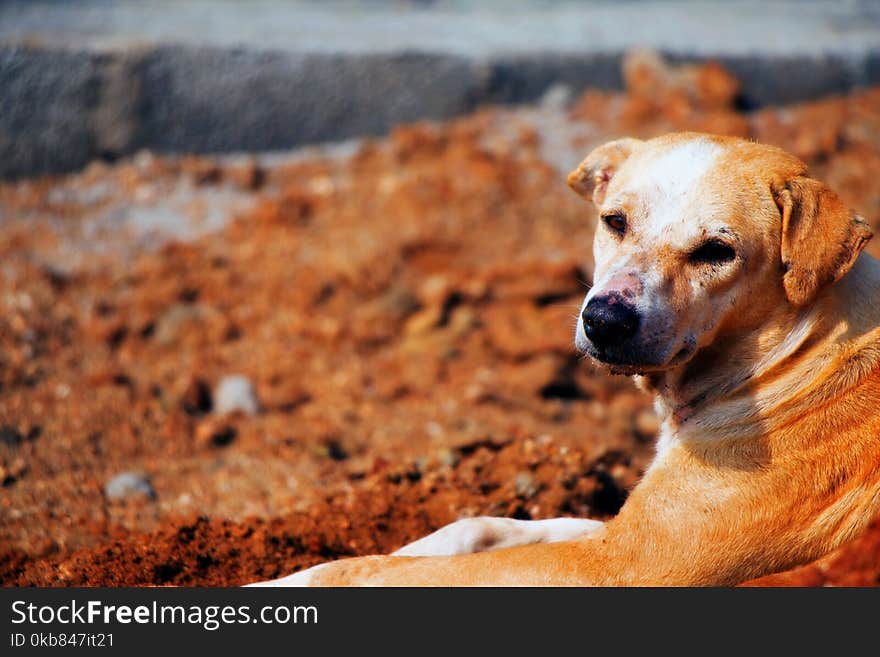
2, 0, 880, 179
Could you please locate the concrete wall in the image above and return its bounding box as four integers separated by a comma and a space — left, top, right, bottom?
2, 44, 878, 179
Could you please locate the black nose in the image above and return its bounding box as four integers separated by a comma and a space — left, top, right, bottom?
582, 296, 640, 349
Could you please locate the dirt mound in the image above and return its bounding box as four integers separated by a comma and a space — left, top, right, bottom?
3, 439, 642, 586
2, 55, 879, 587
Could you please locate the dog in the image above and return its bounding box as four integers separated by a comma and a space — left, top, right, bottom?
252, 132, 880, 586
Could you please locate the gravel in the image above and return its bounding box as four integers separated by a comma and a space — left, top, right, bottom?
104, 472, 156, 501
213, 375, 260, 416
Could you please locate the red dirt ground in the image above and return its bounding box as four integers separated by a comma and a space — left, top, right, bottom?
1, 56, 879, 587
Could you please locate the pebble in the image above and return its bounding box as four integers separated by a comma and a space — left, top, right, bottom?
153, 304, 208, 345
104, 472, 156, 501
437, 447, 459, 468
540, 83, 573, 110
213, 375, 259, 416
425, 421, 444, 439
514, 472, 538, 498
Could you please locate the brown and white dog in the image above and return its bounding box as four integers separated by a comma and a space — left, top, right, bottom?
253, 132, 880, 586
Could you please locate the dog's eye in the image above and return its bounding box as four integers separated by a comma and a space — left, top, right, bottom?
602, 213, 627, 236
689, 240, 736, 265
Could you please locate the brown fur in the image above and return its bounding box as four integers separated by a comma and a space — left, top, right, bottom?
775, 176, 873, 306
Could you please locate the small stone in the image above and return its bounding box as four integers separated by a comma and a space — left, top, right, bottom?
514, 472, 538, 498
153, 304, 209, 346
540, 83, 573, 110
104, 472, 156, 501
213, 375, 259, 416
437, 448, 459, 468
425, 422, 444, 439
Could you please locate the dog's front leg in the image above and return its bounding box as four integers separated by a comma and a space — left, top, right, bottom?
250, 538, 609, 587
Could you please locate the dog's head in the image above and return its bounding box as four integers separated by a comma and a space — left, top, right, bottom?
568, 133, 873, 375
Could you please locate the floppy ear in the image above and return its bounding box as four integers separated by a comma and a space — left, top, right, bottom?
567, 138, 642, 205
774, 176, 873, 306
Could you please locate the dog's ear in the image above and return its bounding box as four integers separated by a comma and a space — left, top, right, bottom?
567, 138, 642, 205
774, 176, 873, 306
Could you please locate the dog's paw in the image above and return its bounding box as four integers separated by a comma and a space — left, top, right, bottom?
392, 518, 510, 557
392, 516, 604, 557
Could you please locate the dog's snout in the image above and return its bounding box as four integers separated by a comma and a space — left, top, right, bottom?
582, 296, 640, 349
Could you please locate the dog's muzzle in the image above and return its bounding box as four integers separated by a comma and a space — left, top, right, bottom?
581, 295, 640, 350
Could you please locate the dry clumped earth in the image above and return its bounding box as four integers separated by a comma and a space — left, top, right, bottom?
1, 55, 880, 587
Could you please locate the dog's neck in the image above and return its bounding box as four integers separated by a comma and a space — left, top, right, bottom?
639, 254, 880, 444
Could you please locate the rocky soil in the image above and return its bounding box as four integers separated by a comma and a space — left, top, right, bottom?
2, 55, 879, 586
